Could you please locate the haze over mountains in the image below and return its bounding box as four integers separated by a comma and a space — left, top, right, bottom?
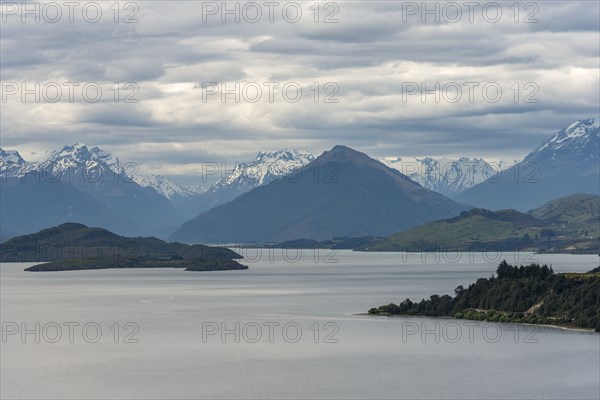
1, 119, 598, 243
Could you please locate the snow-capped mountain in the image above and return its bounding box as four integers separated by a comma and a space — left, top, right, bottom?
379, 156, 500, 197
524, 119, 599, 168
37, 143, 125, 177
174, 149, 316, 220
212, 150, 315, 190
0, 149, 27, 177
133, 174, 207, 199
9, 143, 199, 201
458, 119, 600, 211
2, 143, 181, 235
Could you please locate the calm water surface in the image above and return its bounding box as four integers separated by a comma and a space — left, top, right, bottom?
1, 251, 599, 399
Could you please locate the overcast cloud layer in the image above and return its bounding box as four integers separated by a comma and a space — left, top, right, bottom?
1, 0, 599, 183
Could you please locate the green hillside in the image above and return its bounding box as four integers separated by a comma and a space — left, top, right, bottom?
361, 194, 599, 253
530, 193, 599, 236
362, 208, 546, 251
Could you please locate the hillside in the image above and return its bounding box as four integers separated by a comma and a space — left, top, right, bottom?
362, 194, 599, 253
362, 208, 546, 251
170, 145, 469, 243
369, 261, 600, 332
0, 223, 246, 272
530, 193, 600, 237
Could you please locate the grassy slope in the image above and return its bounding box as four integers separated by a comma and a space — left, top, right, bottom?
363, 194, 599, 252
364, 209, 545, 251
530, 193, 600, 236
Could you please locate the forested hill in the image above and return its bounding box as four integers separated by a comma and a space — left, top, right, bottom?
369, 261, 600, 331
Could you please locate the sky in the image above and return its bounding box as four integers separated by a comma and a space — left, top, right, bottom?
1, 0, 599, 184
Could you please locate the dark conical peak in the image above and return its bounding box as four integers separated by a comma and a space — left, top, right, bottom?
328, 145, 358, 154
330, 145, 353, 151
319, 145, 374, 163
316, 145, 402, 176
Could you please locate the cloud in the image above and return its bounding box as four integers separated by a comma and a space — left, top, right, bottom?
1, 0, 598, 182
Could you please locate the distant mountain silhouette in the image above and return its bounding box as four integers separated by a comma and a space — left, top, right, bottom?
0, 177, 144, 237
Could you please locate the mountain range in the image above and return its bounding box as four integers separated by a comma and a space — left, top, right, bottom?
0, 146, 499, 234
0, 146, 318, 238
1, 119, 598, 243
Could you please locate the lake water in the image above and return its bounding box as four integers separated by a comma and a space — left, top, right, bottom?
1, 251, 599, 399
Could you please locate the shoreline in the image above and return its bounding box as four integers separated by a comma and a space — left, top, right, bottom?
353, 313, 597, 333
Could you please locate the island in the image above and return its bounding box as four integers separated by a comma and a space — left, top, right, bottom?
368, 261, 600, 332
0, 223, 247, 272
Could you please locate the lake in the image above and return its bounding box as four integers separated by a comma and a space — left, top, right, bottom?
1, 250, 598, 399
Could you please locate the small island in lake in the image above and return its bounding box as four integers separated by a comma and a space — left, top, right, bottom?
0, 223, 247, 272
369, 261, 600, 332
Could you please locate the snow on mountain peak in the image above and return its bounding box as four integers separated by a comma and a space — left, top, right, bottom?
0, 148, 28, 176
42, 143, 124, 176
0, 149, 26, 165
214, 149, 315, 189
379, 156, 500, 196
133, 174, 207, 199
550, 119, 596, 143
531, 119, 600, 158
255, 149, 314, 164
